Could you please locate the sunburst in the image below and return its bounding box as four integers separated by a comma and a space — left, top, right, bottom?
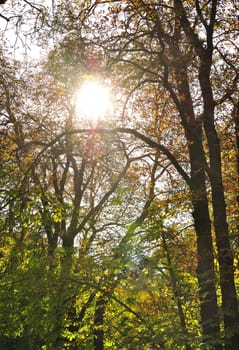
75, 80, 112, 125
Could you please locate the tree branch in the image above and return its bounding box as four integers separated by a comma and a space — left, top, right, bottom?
21, 127, 191, 194
174, 0, 206, 59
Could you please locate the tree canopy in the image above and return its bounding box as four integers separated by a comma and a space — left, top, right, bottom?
0, 1, 239, 349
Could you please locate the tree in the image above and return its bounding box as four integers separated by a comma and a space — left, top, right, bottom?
0, 41, 159, 348
83, 0, 239, 348
1, 1, 239, 349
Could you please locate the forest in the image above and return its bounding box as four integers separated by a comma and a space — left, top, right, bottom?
0, 1, 238, 349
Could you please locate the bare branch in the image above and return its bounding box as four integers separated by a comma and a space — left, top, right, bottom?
21, 127, 191, 192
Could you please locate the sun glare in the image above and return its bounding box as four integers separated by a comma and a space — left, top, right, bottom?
75, 80, 112, 125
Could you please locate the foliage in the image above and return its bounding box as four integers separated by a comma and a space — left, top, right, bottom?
0, 1, 239, 349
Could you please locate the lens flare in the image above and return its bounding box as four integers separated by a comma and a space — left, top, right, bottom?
75, 80, 111, 125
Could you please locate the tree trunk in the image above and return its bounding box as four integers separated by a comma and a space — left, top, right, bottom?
166, 64, 222, 348
162, 232, 192, 350
189, 143, 222, 350
233, 100, 239, 243
199, 63, 239, 350
93, 294, 106, 350
50, 235, 75, 349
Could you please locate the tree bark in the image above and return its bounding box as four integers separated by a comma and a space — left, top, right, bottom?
162, 232, 192, 350
93, 294, 106, 350
173, 0, 239, 346
168, 64, 222, 348
189, 141, 222, 349
199, 61, 239, 350
234, 100, 239, 242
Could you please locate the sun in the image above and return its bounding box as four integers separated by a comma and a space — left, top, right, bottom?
75, 80, 112, 125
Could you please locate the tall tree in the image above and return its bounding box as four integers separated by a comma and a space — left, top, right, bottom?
83, 0, 239, 348
1, 1, 239, 349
